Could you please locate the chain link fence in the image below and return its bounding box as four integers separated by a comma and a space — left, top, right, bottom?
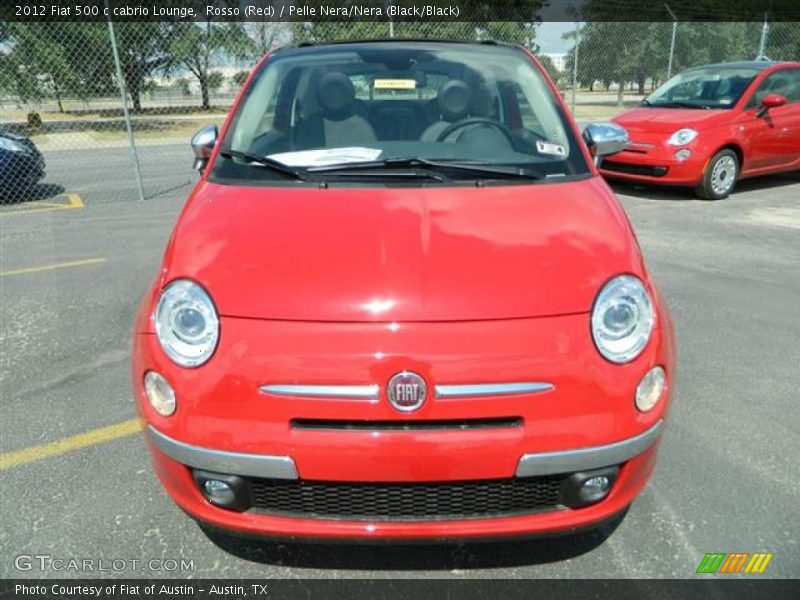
1, 19, 798, 204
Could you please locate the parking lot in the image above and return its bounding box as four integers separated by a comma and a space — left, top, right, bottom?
1, 147, 798, 578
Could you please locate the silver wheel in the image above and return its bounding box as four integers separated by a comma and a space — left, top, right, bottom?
710, 155, 737, 196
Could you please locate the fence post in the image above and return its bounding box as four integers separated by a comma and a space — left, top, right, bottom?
571, 24, 580, 115
105, 6, 145, 201
665, 4, 678, 79
756, 13, 770, 60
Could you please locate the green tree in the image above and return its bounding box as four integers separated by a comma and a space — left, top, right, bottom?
174, 77, 190, 96
170, 22, 252, 110
232, 70, 250, 87
766, 22, 800, 61
291, 21, 539, 47
536, 54, 561, 85
3, 23, 111, 110
669, 22, 762, 72
243, 22, 290, 58
113, 22, 173, 112
207, 71, 225, 92
564, 22, 670, 103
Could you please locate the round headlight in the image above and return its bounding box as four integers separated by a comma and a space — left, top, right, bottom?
667, 128, 698, 146
591, 275, 654, 364
154, 279, 219, 367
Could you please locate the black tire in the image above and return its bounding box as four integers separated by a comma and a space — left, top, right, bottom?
695, 149, 739, 200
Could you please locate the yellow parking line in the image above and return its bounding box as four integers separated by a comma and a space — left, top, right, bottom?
0, 193, 83, 216
0, 257, 106, 277
0, 418, 143, 472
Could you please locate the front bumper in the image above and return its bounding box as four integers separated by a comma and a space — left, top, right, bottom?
149, 420, 664, 481
133, 310, 674, 539
599, 133, 707, 186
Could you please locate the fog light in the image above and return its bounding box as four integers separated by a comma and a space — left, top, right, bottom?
580, 476, 611, 502
561, 466, 619, 508
636, 366, 666, 412
675, 149, 691, 161
144, 371, 176, 416
203, 479, 235, 504
193, 470, 250, 511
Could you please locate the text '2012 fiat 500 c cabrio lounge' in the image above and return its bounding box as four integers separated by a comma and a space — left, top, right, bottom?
132, 40, 675, 542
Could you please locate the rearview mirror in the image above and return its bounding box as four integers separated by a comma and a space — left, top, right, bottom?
757, 93, 787, 117
191, 125, 218, 172
582, 122, 629, 163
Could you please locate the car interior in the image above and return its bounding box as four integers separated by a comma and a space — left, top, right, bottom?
236, 53, 561, 163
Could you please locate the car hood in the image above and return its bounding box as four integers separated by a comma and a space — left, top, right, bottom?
614, 107, 731, 133
163, 177, 645, 322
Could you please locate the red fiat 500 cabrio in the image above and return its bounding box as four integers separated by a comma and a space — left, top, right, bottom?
601, 61, 800, 199
132, 40, 675, 542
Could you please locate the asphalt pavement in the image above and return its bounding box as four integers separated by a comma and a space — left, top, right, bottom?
1, 147, 798, 578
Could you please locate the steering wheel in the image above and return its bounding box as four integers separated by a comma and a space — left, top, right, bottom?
436, 118, 516, 146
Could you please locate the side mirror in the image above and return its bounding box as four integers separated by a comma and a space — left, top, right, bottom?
191, 125, 218, 172
757, 93, 787, 117
583, 122, 629, 163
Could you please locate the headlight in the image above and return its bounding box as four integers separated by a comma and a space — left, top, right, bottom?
591, 275, 654, 364
154, 279, 219, 367
667, 128, 698, 146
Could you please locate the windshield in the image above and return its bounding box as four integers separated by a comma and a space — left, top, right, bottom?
212, 42, 590, 184
645, 67, 759, 109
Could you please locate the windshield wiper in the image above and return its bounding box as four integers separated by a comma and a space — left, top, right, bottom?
307, 157, 544, 181
321, 169, 448, 182
218, 149, 310, 180
649, 101, 711, 110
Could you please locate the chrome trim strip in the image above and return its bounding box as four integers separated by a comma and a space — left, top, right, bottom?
147, 426, 298, 480
259, 384, 380, 400
515, 419, 664, 477
434, 382, 554, 399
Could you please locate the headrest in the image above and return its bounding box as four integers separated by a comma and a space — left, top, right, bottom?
317, 72, 356, 121
437, 80, 471, 122
470, 85, 492, 117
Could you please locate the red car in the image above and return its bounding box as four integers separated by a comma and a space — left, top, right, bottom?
601, 61, 800, 199
132, 40, 675, 542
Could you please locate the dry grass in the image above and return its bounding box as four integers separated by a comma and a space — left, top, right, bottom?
571, 105, 626, 120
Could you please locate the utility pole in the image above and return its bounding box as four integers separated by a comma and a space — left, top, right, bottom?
571, 24, 580, 114
756, 13, 770, 60
665, 4, 678, 79
105, 2, 145, 201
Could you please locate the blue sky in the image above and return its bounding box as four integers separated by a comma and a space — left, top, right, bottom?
536, 22, 578, 54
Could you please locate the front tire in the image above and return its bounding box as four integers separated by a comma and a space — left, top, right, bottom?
695, 149, 739, 200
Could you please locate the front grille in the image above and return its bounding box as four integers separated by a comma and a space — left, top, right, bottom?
290, 417, 523, 431
602, 160, 668, 177
249, 476, 564, 521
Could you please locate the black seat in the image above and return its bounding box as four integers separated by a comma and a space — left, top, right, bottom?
294, 72, 378, 149
419, 80, 471, 141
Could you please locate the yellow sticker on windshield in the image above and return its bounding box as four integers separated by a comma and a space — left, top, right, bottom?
373, 79, 417, 90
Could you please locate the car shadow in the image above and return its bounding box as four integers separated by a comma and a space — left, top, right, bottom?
198, 510, 626, 570
27, 182, 67, 202
1, 182, 67, 205
608, 170, 800, 202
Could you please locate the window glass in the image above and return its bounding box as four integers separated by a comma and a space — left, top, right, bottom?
747, 69, 800, 107
211, 42, 590, 184
646, 67, 759, 109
